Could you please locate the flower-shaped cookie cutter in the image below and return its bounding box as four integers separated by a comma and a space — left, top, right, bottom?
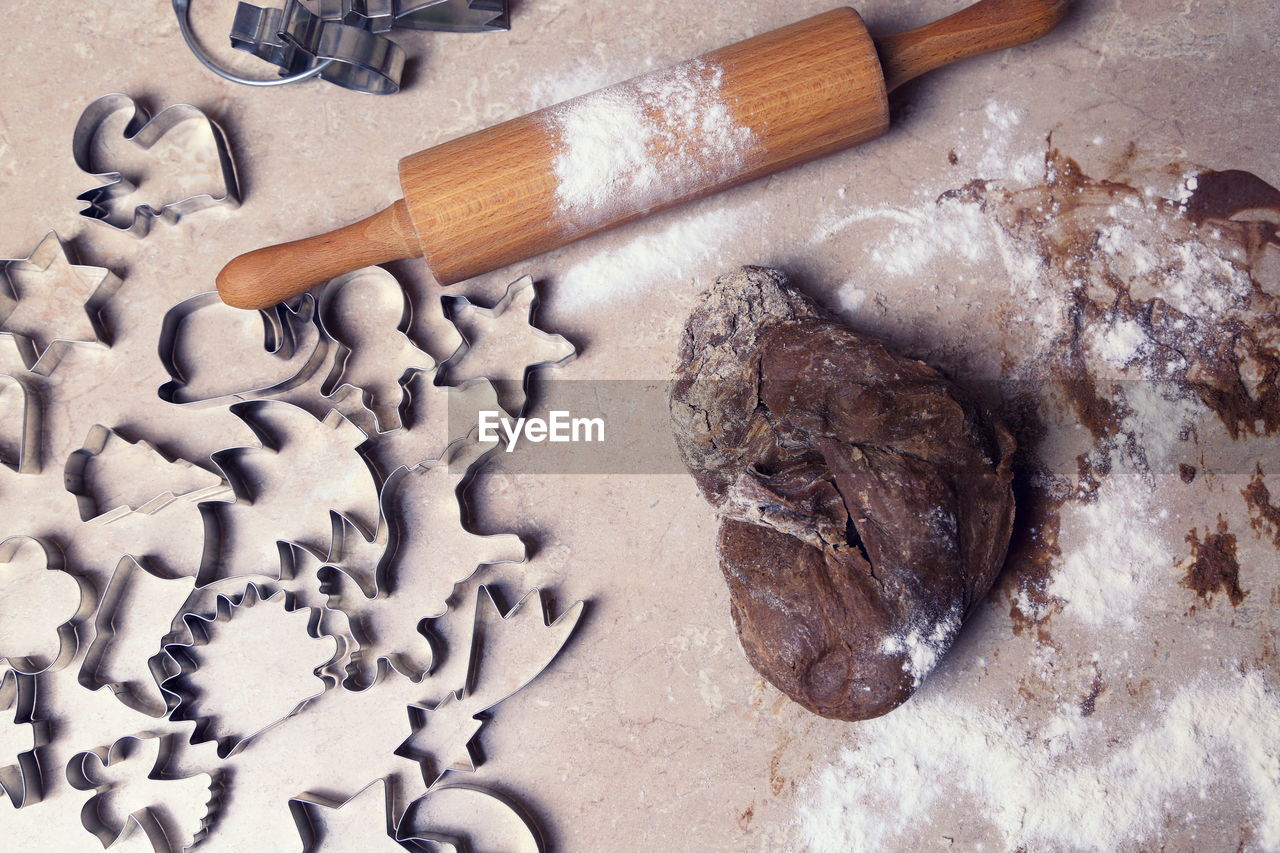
0, 536, 88, 675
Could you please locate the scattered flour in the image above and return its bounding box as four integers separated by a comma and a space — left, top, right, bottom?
542, 59, 756, 227
555, 203, 753, 307
815, 198, 998, 278
811, 147, 1051, 319
1085, 316, 1150, 369
798, 671, 1280, 852
838, 285, 868, 313
879, 606, 961, 687
1043, 379, 1205, 627
1046, 473, 1173, 629
525, 61, 630, 109
1119, 382, 1204, 462
1095, 216, 1254, 321
959, 101, 1043, 185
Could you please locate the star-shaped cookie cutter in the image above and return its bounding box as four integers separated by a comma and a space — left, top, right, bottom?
440, 275, 577, 416
0, 233, 119, 376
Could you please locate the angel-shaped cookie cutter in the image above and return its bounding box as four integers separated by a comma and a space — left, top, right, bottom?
66, 733, 218, 852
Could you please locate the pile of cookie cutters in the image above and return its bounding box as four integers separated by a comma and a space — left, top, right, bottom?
173, 0, 509, 95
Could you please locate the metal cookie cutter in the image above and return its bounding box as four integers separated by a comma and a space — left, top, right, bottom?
0, 669, 45, 808
173, 0, 335, 88
157, 291, 327, 406
317, 266, 435, 434
160, 583, 341, 757
65, 425, 231, 523
0, 372, 41, 475
319, 442, 527, 686
400, 784, 544, 852
0, 537, 87, 676
395, 585, 583, 787
289, 777, 434, 852
78, 555, 197, 718
176, 0, 507, 95
0, 232, 119, 376
72, 94, 239, 237
228, 0, 405, 95
353, 0, 510, 33
66, 733, 217, 852
441, 275, 577, 417
290, 777, 542, 852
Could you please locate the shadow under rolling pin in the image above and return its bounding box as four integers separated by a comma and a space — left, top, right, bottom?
216, 0, 1069, 310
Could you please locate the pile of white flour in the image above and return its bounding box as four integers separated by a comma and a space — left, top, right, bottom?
799, 670, 1280, 851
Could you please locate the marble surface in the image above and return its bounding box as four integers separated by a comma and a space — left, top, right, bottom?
0, 1, 1278, 851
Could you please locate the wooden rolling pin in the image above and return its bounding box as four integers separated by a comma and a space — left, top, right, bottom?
217, 0, 1068, 309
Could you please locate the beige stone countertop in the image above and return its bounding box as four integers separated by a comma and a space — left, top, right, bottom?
1, 1, 1278, 851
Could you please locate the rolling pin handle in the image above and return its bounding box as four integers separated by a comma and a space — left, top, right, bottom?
215, 199, 420, 310
875, 0, 1069, 92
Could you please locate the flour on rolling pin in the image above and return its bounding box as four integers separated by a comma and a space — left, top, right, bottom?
541, 60, 758, 227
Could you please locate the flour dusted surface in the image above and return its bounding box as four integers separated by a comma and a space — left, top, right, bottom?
541, 59, 756, 227
556, 202, 756, 308
799, 671, 1280, 852
794, 100, 1279, 850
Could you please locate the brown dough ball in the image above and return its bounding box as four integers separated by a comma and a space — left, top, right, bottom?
670, 267, 1016, 721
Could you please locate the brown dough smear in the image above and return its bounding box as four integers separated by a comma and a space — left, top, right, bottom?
670, 267, 1016, 720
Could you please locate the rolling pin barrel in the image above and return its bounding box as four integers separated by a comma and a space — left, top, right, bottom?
401, 7, 889, 289
216, 0, 1067, 310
